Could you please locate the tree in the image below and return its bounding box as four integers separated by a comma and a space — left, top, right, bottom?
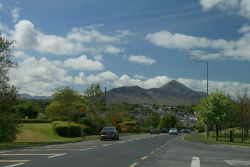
16, 102, 39, 119
158, 113, 177, 129
45, 86, 84, 120
195, 91, 232, 141
84, 84, 105, 120
0, 36, 20, 141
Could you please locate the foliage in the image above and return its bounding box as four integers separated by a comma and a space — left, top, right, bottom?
45, 86, 85, 120
0, 36, 20, 142
16, 102, 40, 119
195, 91, 233, 141
21, 119, 51, 123
118, 121, 140, 133
52, 121, 84, 137
158, 113, 177, 129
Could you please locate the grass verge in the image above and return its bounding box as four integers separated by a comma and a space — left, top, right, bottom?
185, 133, 250, 147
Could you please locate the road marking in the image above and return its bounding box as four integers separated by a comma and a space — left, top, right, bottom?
117, 141, 125, 144
191, 157, 200, 167
136, 138, 140, 140
127, 140, 133, 142
160, 145, 164, 148
0, 151, 12, 154
0, 160, 29, 163
80, 148, 94, 151
102, 144, 111, 147
48, 153, 66, 159
150, 151, 155, 154
156, 148, 160, 151
46, 148, 82, 151
0, 153, 66, 157
140, 156, 148, 160
225, 160, 250, 165
129, 162, 138, 167
4, 163, 25, 167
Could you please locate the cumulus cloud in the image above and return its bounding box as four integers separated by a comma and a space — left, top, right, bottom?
200, 0, 250, 19
128, 55, 156, 65
12, 7, 20, 23
67, 27, 119, 43
146, 30, 228, 50
63, 55, 104, 71
10, 55, 72, 96
146, 29, 250, 61
105, 45, 122, 54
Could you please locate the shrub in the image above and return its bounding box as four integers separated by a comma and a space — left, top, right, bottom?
52, 121, 82, 137
118, 121, 140, 133
21, 119, 51, 123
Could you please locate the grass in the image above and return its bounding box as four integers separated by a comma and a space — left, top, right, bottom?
185, 132, 250, 147
0, 123, 145, 149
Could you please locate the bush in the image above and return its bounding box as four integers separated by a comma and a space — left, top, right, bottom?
118, 121, 140, 133
21, 119, 51, 123
52, 121, 81, 137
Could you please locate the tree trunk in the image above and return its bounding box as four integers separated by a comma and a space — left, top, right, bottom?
216, 124, 219, 141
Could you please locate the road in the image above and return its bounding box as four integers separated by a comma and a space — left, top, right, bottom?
0, 133, 250, 167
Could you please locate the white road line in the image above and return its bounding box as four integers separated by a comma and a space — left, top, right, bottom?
191, 157, 200, 167
225, 160, 250, 165
160, 146, 164, 148
150, 151, 155, 154
127, 140, 133, 142
140, 156, 148, 160
0, 151, 12, 154
102, 144, 111, 147
80, 148, 94, 151
117, 141, 125, 144
136, 138, 140, 140
48, 153, 66, 159
4, 163, 25, 167
156, 148, 160, 151
0, 160, 29, 163
129, 162, 138, 167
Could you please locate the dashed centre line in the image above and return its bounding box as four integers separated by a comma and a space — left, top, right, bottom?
102, 144, 111, 147
150, 151, 155, 154
191, 157, 200, 167
129, 162, 138, 167
80, 148, 94, 151
140, 156, 148, 160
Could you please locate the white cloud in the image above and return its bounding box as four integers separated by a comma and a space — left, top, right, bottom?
116, 29, 135, 37
63, 55, 104, 71
12, 7, 20, 23
105, 45, 122, 54
128, 55, 156, 65
0, 3, 3, 10
200, 0, 250, 19
13, 51, 29, 59
146, 29, 250, 61
10, 55, 72, 96
146, 30, 228, 50
67, 27, 119, 43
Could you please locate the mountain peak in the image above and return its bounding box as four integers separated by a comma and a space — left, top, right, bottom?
161, 80, 188, 90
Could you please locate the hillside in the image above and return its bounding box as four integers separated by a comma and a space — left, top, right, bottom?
107, 80, 206, 105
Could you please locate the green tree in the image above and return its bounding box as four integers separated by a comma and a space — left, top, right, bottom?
16, 102, 39, 119
0, 36, 20, 141
158, 113, 177, 129
195, 91, 232, 141
45, 86, 84, 120
84, 84, 105, 120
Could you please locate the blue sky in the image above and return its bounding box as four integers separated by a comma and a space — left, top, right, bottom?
1, 0, 250, 96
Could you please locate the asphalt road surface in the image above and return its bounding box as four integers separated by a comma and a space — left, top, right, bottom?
0, 133, 250, 167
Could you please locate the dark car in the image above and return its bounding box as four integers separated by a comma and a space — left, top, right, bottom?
150, 128, 160, 134
100, 127, 119, 141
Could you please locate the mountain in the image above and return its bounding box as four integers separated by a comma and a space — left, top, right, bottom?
19, 94, 52, 100
107, 80, 206, 105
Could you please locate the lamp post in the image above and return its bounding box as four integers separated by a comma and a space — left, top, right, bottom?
185, 60, 209, 96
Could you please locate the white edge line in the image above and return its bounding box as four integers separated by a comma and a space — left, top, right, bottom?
48, 153, 66, 159
4, 163, 25, 167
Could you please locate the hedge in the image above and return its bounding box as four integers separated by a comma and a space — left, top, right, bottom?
52, 121, 90, 137
21, 119, 51, 123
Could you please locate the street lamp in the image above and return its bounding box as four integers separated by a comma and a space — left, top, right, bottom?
185, 60, 209, 96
